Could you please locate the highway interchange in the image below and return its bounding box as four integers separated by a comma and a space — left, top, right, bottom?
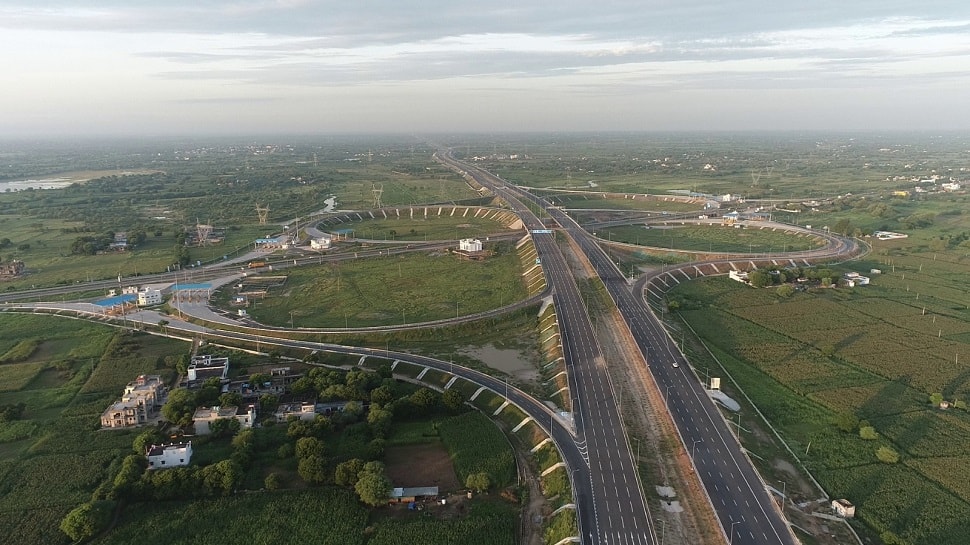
435, 150, 863, 545
1, 150, 864, 545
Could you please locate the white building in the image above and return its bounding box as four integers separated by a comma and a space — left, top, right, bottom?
187, 355, 229, 381
728, 270, 749, 283
310, 234, 333, 250
137, 287, 163, 306
459, 238, 483, 252
844, 272, 870, 286
832, 499, 856, 518
147, 442, 192, 469
192, 405, 257, 434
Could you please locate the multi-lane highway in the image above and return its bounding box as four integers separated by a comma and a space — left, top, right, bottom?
437, 149, 842, 545
554, 209, 800, 545
437, 151, 657, 545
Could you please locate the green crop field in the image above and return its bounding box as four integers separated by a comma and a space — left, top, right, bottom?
669, 220, 970, 545
96, 489, 369, 545
438, 411, 516, 488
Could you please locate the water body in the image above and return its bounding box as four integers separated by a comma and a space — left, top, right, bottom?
460, 344, 539, 383
0, 178, 74, 192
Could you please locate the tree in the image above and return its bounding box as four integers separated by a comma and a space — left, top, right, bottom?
112, 455, 145, 499
249, 373, 271, 389
264, 472, 281, 490
208, 417, 241, 438
161, 388, 196, 426
409, 388, 439, 414
466, 472, 491, 493
876, 446, 900, 464
930, 392, 944, 406
443, 389, 465, 411
355, 470, 391, 506
859, 426, 879, 440
298, 455, 329, 484
775, 284, 795, 298
367, 405, 393, 437
60, 501, 114, 542
748, 270, 772, 288
295, 436, 326, 459
133, 429, 164, 454
370, 385, 394, 406
335, 458, 365, 487
218, 392, 242, 407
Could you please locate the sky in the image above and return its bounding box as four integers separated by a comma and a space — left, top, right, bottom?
2, 1, 969, 136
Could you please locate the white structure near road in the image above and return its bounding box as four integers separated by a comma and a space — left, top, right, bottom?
310, 234, 332, 250
137, 287, 163, 306
459, 238, 482, 252
146, 442, 192, 469
187, 355, 229, 381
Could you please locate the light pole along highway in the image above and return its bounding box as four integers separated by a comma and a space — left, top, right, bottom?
437, 151, 658, 545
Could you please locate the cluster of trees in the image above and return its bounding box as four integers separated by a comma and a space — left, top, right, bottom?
69, 232, 118, 255
0, 402, 26, 423
745, 266, 835, 290
334, 459, 392, 506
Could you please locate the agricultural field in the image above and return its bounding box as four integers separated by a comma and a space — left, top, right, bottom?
0, 315, 187, 545
0, 137, 480, 290
669, 224, 970, 544
452, 132, 970, 200
438, 411, 517, 489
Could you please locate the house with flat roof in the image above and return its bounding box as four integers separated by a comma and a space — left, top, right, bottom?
275, 401, 317, 422
101, 375, 167, 429
187, 355, 229, 381
193, 405, 257, 434
147, 442, 192, 469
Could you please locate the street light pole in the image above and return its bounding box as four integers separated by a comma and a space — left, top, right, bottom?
730, 520, 740, 545
779, 480, 787, 516
692, 439, 702, 460
657, 519, 666, 545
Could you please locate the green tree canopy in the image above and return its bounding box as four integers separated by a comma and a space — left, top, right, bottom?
60, 500, 115, 542
355, 470, 391, 506
466, 472, 491, 493
161, 388, 196, 426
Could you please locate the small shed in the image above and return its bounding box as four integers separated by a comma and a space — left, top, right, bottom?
832, 499, 855, 518
390, 486, 439, 503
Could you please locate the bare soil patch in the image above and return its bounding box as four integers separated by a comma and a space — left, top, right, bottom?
385, 443, 462, 492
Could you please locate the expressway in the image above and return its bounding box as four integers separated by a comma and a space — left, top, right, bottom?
555, 211, 800, 545
437, 152, 657, 545
437, 150, 829, 545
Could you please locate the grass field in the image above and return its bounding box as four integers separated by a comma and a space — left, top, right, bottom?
220, 248, 529, 327
318, 210, 518, 242
597, 223, 824, 253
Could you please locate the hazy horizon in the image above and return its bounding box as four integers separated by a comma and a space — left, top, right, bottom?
3, 1, 970, 137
